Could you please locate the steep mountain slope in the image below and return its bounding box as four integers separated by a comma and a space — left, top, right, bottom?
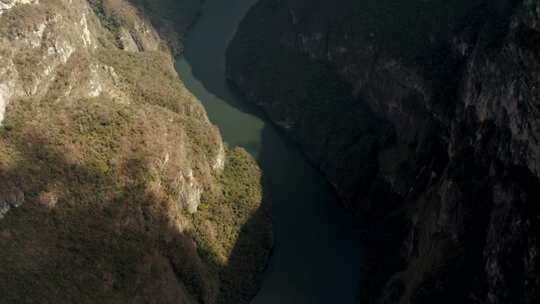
126, 0, 203, 54
227, 0, 540, 302
0, 0, 271, 303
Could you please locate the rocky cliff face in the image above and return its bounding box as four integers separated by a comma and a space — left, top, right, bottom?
0, 1, 271, 303
126, 0, 203, 55
228, 0, 540, 302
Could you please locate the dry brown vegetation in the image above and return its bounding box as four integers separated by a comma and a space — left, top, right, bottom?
0, 86, 270, 304
0, 0, 271, 303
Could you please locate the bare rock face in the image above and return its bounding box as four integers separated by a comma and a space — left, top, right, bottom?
228, 0, 540, 302
0, 0, 112, 123
0, 0, 39, 15
178, 169, 203, 214
0, 185, 24, 219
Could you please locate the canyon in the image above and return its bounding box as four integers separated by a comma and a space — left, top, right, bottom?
1, 0, 539, 303
175, 0, 361, 303
227, 0, 540, 303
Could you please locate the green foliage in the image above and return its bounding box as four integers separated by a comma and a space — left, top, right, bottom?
97, 49, 193, 111
191, 148, 272, 304
97, 49, 221, 159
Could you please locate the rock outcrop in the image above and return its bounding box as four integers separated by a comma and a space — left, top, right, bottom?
228, 0, 540, 302
0, 184, 24, 219
0, 0, 271, 303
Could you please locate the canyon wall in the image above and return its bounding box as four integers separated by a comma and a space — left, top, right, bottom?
0, 0, 271, 303
228, 0, 540, 302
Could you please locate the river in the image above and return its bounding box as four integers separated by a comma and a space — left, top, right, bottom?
174, 0, 362, 303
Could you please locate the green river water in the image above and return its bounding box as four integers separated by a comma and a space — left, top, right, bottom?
175, 0, 362, 302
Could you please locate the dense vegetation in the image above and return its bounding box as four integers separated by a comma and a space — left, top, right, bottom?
0, 0, 271, 303
193, 148, 272, 304
0, 102, 270, 302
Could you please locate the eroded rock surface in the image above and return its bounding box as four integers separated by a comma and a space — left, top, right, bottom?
0, 185, 24, 219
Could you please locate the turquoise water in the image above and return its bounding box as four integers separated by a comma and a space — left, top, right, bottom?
175, 0, 362, 302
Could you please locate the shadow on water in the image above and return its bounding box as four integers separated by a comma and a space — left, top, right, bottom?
174, 0, 363, 303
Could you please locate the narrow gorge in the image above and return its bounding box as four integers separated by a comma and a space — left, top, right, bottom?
228, 0, 540, 303
174, 0, 361, 303
1, 0, 539, 303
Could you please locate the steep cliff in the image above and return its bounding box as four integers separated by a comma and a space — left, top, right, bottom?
125, 0, 203, 54
228, 0, 540, 302
0, 0, 271, 303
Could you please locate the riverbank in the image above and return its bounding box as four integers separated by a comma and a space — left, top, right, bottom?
175, 0, 363, 303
